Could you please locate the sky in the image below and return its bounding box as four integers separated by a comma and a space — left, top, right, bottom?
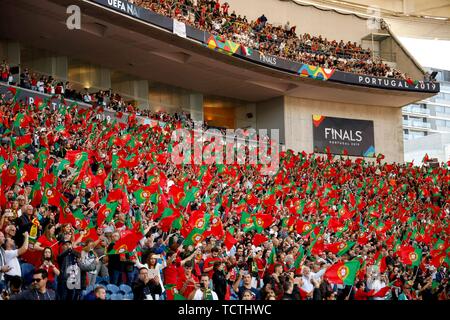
398, 37, 450, 71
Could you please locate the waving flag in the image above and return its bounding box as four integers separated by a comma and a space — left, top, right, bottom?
324, 260, 360, 285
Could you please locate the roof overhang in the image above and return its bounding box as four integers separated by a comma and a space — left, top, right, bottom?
0, 0, 439, 107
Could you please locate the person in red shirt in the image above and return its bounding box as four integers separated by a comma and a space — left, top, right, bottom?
34, 224, 59, 263
163, 251, 179, 300
203, 247, 221, 278
176, 260, 199, 299
221, 2, 229, 15
354, 282, 371, 300
254, 249, 266, 280
39, 247, 60, 290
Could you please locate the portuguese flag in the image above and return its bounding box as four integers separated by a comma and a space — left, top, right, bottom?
293, 246, 305, 270
12, 134, 32, 150
179, 187, 199, 207
295, 220, 314, 236
97, 202, 119, 226
397, 246, 422, 267
324, 260, 360, 285
159, 207, 183, 232
325, 241, 356, 256
13, 113, 32, 128
240, 212, 255, 233
267, 246, 277, 265
183, 212, 211, 246
133, 187, 154, 205
108, 228, 142, 254
41, 184, 62, 207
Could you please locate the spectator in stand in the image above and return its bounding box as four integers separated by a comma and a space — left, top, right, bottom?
233, 269, 260, 300
39, 247, 60, 290
79, 239, 100, 288
0, 231, 11, 292
190, 273, 219, 300
176, 260, 199, 299
10, 269, 57, 300
57, 240, 81, 301
132, 266, 163, 300
3, 232, 29, 285
211, 261, 227, 299
94, 285, 107, 300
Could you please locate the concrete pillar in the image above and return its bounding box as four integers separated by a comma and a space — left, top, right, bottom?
133, 79, 149, 109
52, 56, 68, 80
189, 93, 203, 123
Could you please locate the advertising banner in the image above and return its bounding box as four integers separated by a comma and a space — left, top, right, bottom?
312, 115, 375, 157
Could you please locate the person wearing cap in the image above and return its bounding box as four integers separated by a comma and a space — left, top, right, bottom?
57, 240, 81, 301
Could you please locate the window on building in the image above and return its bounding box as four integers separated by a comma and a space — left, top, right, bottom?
436, 120, 445, 127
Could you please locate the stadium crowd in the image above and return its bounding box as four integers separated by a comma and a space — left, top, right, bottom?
0, 84, 448, 301
130, 0, 410, 80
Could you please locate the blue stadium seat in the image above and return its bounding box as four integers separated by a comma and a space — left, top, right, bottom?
124, 292, 134, 300
20, 263, 35, 285
110, 293, 123, 300
96, 276, 109, 284
106, 284, 119, 294
119, 284, 132, 294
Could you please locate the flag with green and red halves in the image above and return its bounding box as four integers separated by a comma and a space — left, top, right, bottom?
41, 184, 63, 207
1, 159, 21, 190
206, 210, 224, 239
20, 163, 39, 183
97, 202, 119, 227
133, 186, 156, 206
65, 150, 89, 168
293, 246, 305, 270
183, 212, 211, 246
59, 199, 76, 226
430, 250, 449, 268
108, 226, 143, 254
179, 187, 200, 208
267, 246, 277, 265
159, 206, 183, 232
325, 241, 356, 257
324, 260, 361, 285
396, 246, 422, 267
224, 231, 237, 250
12, 134, 32, 150
295, 220, 314, 236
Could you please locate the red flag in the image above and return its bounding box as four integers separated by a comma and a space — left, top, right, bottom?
252, 234, 268, 247
14, 134, 32, 148
370, 286, 391, 298
107, 189, 124, 202
110, 229, 142, 254
224, 232, 237, 250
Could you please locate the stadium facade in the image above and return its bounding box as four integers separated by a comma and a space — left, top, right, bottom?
0, 0, 440, 163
